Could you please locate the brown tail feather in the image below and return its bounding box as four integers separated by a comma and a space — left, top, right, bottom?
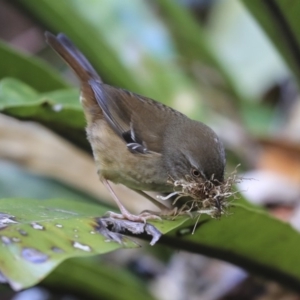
45, 32, 101, 83
45, 32, 103, 118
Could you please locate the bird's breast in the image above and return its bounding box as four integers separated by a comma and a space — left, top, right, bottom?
86, 119, 171, 192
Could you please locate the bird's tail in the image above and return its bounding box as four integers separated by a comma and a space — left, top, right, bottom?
45, 32, 101, 83
45, 32, 103, 120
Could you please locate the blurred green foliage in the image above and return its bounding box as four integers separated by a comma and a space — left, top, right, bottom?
1, 0, 300, 298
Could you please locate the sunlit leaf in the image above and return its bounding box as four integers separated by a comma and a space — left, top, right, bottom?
0, 198, 137, 290
0, 78, 88, 151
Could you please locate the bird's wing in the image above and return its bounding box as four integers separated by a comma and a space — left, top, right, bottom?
89, 80, 182, 154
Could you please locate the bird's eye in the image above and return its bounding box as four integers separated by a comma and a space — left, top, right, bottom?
191, 168, 201, 178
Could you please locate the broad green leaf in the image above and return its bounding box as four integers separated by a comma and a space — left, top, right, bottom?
0, 78, 89, 151
0, 41, 69, 92
44, 258, 155, 300
2, 197, 300, 291
0, 198, 187, 291
0, 78, 82, 125
0, 198, 137, 291
158, 205, 300, 291
241, 0, 300, 88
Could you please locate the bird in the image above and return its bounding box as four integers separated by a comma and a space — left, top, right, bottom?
45, 32, 226, 222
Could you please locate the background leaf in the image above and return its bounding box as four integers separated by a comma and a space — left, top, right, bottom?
44, 258, 155, 300
0, 40, 68, 91
158, 204, 300, 292
13, 0, 144, 94
241, 0, 300, 88
0, 78, 89, 151
156, 0, 249, 105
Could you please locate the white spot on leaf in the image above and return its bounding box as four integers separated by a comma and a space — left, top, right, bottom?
0, 213, 17, 229
31, 222, 44, 230
52, 103, 63, 112
72, 241, 91, 252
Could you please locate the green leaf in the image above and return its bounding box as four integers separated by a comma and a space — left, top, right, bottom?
0, 78, 82, 125
0, 41, 69, 92
0, 161, 99, 203
0, 198, 136, 291
2, 197, 300, 291
241, 0, 300, 88
0, 78, 88, 151
44, 258, 155, 300
0, 197, 187, 291
158, 205, 300, 291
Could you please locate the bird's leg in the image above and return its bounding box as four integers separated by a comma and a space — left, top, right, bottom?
102, 180, 161, 222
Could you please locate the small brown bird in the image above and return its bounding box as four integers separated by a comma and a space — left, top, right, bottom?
45, 32, 226, 222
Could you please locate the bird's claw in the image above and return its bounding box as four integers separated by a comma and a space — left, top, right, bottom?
96, 216, 162, 246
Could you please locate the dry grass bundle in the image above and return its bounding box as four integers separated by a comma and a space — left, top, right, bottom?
160, 167, 242, 219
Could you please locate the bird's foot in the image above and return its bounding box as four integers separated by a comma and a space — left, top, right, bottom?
106, 210, 161, 223
97, 217, 162, 246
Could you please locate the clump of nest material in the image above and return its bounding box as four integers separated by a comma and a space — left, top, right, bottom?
160, 167, 241, 219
